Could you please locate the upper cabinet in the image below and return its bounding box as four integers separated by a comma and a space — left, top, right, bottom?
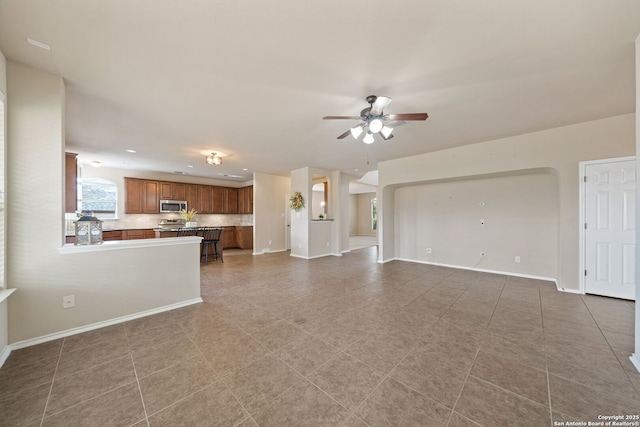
197, 185, 213, 213
124, 178, 252, 215
124, 178, 159, 214
223, 188, 239, 214
238, 186, 253, 214
159, 181, 187, 201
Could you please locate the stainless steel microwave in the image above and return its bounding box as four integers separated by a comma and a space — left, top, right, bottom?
160, 200, 187, 213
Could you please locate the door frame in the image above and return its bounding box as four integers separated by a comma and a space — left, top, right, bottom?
284, 194, 291, 251
579, 155, 635, 295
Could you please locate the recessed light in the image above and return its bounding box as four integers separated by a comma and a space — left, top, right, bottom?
354, 168, 359, 172
26, 38, 50, 51
173, 171, 187, 175
125, 149, 136, 153
242, 168, 248, 171
187, 165, 194, 168
89, 161, 102, 168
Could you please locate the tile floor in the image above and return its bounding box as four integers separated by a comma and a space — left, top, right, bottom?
1, 247, 639, 426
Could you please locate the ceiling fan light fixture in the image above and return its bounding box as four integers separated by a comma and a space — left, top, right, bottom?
205, 152, 222, 165
350, 125, 363, 139
381, 125, 394, 139
369, 119, 383, 134
363, 132, 375, 144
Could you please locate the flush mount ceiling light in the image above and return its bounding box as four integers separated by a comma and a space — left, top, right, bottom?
89, 160, 102, 168
323, 95, 428, 144
205, 152, 222, 165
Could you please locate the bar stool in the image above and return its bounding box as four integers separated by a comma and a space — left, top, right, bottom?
177, 227, 198, 237
200, 227, 223, 263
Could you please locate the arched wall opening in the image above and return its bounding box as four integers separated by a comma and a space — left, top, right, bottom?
388, 168, 559, 279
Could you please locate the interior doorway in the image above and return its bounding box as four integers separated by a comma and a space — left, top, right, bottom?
284, 194, 291, 250
581, 157, 636, 300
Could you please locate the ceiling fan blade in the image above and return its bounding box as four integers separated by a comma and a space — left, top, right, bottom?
337, 129, 352, 139
384, 120, 406, 128
322, 115, 362, 120
369, 96, 392, 116
385, 113, 428, 121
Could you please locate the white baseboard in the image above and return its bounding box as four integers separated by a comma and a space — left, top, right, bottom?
631, 354, 640, 374
7, 298, 203, 353
252, 248, 287, 255
289, 252, 341, 260
555, 285, 582, 294
0, 344, 11, 367
393, 257, 558, 285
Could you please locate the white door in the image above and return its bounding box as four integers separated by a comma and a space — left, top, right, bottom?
585, 159, 636, 300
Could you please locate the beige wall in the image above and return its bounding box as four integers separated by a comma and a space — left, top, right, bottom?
253, 172, 289, 254
0, 50, 7, 358
394, 172, 558, 278
6, 62, 200, 343
379, 113, 635, 291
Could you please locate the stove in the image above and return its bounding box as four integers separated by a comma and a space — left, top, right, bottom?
158, 219, 186, 229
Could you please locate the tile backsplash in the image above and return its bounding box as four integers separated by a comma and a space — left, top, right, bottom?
66, 213, 253, 234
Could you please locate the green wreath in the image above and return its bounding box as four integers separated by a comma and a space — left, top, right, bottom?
289, 191, 305, 212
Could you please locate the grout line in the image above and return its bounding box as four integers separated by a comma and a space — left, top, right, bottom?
540, 282, 554, 427
130, 353, 151, 427
39, 340, 65, 427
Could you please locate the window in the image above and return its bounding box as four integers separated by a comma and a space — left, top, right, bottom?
371, 198, 377, 231
79, 178, 117, 218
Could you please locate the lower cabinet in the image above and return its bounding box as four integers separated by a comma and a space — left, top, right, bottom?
103, 231, 123, 241
221, 227, 236, 249
123, 229, 157, 240
235, 226, 253, 249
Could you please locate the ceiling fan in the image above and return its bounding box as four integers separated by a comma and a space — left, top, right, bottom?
323, 95, 428, 143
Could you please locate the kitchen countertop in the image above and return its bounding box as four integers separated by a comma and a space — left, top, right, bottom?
153, 225, 239, 232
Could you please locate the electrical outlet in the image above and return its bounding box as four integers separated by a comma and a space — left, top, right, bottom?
426, 248, 432, 254
515, 256, 521, 263
63, 295, 75, 309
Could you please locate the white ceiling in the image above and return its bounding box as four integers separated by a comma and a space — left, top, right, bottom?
0, 1, 639, 185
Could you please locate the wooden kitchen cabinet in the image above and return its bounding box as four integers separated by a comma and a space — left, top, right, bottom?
236, 226, 253, 249
102, 230, 123, 241
197, 185, 212, 213
186, 184, 198, 212
125, 178, 160, 214
222, 227, 236, 249
123, 229, 145, 240
160, 182, 173, 199
172, 183, 186, 201
122, 229, 156, 240
211, 186, 224, 214
238, 186, 253, 214
125, 177, 246, 215
223, 188, 238, 214
159, 182, 187, 201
